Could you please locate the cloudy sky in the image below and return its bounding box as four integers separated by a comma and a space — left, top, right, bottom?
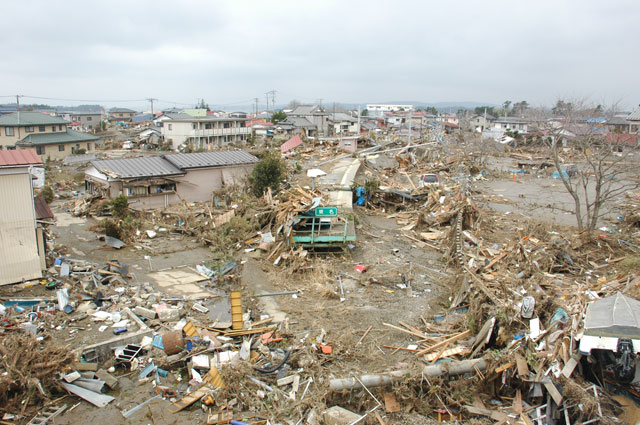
1, 0, 639, 110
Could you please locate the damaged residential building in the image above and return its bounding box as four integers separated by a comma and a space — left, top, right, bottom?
0, 149, 51, 285
84, 150, 258, 209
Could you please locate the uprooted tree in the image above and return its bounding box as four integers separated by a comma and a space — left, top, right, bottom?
543, 99, 639, 235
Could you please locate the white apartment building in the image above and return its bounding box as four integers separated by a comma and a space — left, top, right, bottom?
366, 104, 414, 117
162, 116, 250, 150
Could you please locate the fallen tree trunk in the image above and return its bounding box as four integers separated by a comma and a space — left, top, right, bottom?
329, 359, 486, 391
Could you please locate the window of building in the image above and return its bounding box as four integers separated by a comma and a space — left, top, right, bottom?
168, 124, 172, 130
86, 143, 91, 151
87, 116, 92, 121
25, 126, 34, 133
192, 124, 196, 130
126, 186, 148, 197
150, 182, 176, 193
205, 123, 212, 129
59, 125, 63, 131
36, 146, 45, 155
58, 144, 65, 151
38, 125, 45, 132
5, 127, 14, 136
52, 126, 56, 132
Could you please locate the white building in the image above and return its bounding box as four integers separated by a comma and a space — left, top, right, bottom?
366, 104, 414, 118
161, 116, 250, 150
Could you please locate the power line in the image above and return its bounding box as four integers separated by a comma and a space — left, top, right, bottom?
19, 95, 148, 103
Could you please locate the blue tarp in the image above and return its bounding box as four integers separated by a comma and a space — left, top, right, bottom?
355, 187, 366, 206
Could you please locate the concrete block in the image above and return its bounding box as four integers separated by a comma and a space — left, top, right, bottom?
157, 307, 181, 322
95, 369, 119, 389
321, 406, 361, 425
134, 306, 156, 320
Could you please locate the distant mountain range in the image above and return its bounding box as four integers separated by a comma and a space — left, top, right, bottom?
376, 101, 500, 110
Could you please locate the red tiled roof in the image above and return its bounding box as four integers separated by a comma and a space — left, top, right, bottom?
0, 149, 43, 166
281, 135, 303, 153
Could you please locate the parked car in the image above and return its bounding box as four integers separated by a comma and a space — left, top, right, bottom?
419, 173, 440, 187
122, 140, 134, 150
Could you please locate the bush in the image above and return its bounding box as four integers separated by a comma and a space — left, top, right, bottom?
102, 219, 121, 239
110, 194, 129, 219
40, 186, 54, 204
249, 151, 285, 197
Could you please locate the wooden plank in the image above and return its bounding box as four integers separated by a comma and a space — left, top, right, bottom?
482, 251, 508, 271
561, 354, 581, 378
383, 393, 401, 413
384, 323, 427, 339
415, 330, 470, 356
543, 381, 563, 405
515, 354, 529, 378
356, 325, 373, 345
495, 361, 515, 374
429, 341, 450, 364
422, 346, 468, 362
374, 412, 386, 425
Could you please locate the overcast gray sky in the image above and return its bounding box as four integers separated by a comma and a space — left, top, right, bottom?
1, 0, 639, 110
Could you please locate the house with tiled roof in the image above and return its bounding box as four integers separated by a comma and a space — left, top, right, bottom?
626, 105, 640, 134
85, 150, 258, 210
0, 111, 100, 160
108, 107, 137, 122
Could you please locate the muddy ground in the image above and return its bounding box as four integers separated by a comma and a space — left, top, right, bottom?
2, 146, 636, 424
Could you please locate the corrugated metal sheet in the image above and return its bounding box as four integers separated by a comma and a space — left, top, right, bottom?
164, 151, 258, 169
34, 196, 55, 220
0, 173, 42, 285
0, 149, 42, 166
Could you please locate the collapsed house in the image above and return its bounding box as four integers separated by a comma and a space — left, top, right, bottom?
84, 150, 258, 209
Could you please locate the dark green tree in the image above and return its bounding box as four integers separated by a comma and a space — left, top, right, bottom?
271, 111, 287, 124
111, 194, 129, 219
40, 186, 54, 204
474, 106, 498, 117
249, 151, 286, 197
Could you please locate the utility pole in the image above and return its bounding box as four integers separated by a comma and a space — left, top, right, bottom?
408, 111, 412, 147
265, 93, 269, 112
265, 90, 276, 111
16, 95, 22, 139
483, 107, 487, 131
147, 98, 157, 115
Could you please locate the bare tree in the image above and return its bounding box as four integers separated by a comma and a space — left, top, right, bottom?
543, 99, 639, 234
286, 99, 301, 110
